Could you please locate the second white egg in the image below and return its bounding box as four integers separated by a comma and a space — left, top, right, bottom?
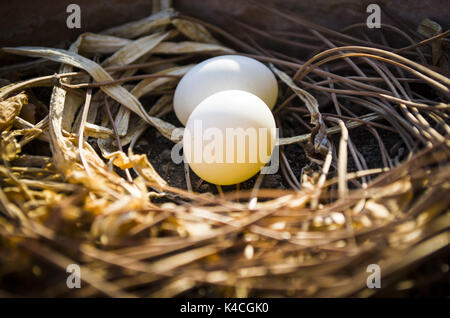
174, 55, 278, 125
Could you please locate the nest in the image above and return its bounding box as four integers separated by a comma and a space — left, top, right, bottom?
0, 1, 449, 297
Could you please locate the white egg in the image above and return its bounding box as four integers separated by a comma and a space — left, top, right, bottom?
174, 55, 278, 125
183, 90, 277, 185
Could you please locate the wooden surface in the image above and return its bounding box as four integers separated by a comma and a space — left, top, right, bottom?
0, 0, 448, 64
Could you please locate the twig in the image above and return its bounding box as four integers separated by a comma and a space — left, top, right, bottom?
78, 88, 93, 177
104, 95, 133, 182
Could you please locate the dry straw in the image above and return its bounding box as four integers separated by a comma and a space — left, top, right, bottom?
0, 0, 449, 297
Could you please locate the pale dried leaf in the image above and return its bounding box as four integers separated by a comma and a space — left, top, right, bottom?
172, 18, 220, 44
3, 46, 181, 142
119, 94, 173, 147
152, 41, 235, 54
101, 31, 175, 68
84, 122, 114, 139
102, 8, 176, 39
0, 91, 28, 131
104, 151, 133, 169
129, 153, 167, 190
78, 33, 132, 54
132, 64, 193, 98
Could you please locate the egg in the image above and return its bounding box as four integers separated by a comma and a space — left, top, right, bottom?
183, 90, 277, 185
174, 55, 278, 125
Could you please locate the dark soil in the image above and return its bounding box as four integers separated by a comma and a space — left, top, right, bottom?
133, 98, 405, 194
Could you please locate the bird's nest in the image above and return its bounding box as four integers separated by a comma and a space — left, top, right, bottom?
0, 1, 449, 297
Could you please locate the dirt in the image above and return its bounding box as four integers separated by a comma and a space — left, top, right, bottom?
131, 98, 405, 194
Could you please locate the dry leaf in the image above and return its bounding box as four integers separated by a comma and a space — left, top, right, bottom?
129, 153, 167, 190
172, 18, 220, 44
0, 91, 28, 131
102, 8, 176, 39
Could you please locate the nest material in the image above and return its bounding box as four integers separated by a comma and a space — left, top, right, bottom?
0, 1, 449, 297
